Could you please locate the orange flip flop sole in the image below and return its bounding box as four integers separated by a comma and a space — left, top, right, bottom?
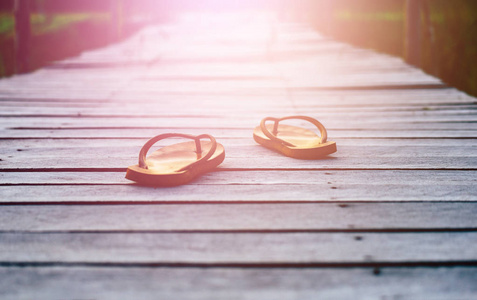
254, 123, 336, 159
126, 140, 225, 186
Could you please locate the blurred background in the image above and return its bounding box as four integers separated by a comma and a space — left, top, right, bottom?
1, 0, 476, 96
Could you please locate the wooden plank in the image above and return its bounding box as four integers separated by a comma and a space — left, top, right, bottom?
1, 109, 476, 129
289, 89, 476, 106
1, 170, 476, 186
2, 143, 476, 170
1, 103, 475, 118
0, 97, 473, 116
0, 57, 456, 75
1, 203, 476, 231
0, 63, 446, 90
2, 128, 476, 139
1, 102, 475, 116
1, 121, 476, 140
3, 138, 476, 156
1, 88, 473, 106
1, 182, 476, 202
0, 85, 468, 105
1, 232, 477, 263
0, 87, 468, 108
2, 154, 475, 170
1, 267, 476, 300
2, 84, 460, 100
4, 137, 477, 149
2, 133, 475, 146
275, 67, 441, 88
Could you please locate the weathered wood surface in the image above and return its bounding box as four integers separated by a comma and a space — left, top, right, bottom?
1, 184, 476, 202
2, 232, 477, 263
1, 170, 476, 185
2, 142, 477, 170
1, 267, 476, 300
0, 11, 476, 298
2, 170, 476, 202
2, 128, 476, 138
1, 203, 476, 231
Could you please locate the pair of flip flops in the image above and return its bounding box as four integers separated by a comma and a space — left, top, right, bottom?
126, 116, 337, 186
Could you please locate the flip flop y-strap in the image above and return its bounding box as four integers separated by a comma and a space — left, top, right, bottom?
138, 133, 217, 172
260, 115, 328, 147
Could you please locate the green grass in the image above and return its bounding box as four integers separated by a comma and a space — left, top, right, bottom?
331, 7, 404, 57
335, 11, 403, 22
0, 13, 14, 35
0, 12, 109, 39
31, 13, 109, 35
0, 12, 109, 36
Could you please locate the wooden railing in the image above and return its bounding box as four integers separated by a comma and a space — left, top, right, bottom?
404, 0, 421, 66
14, 0, 30, 73
308, 0, 477, 96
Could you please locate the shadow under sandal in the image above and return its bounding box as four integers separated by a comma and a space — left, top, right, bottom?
253, 116, 337, 159
126, 133, 225, 186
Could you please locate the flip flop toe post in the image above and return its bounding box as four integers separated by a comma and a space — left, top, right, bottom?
253, 116, 336, 159
126, 133, 225, 186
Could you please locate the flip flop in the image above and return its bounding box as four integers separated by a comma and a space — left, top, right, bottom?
126, 133, 225, 186
253, 116, 337, 159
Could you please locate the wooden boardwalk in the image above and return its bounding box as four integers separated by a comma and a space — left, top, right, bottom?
1, 12, 477, 299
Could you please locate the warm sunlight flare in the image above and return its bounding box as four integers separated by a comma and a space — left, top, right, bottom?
3, 0, 476, 95
1, 0, 477, 298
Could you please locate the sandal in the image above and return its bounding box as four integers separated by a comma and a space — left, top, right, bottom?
253, 116, 337, 159
126, 133, 225, 186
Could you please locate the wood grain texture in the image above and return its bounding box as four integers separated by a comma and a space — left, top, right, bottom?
1, 232, 477, 263
1, 183, 476, 202
2, 139, 476, 170
1, 88, 474, 106
2, 104, 476, 117
1, 203, 476, 231
1, 170, 476, 185
2, 129, 477, 139
1, 267, 476, 300
1, 112, 476, 129
2, 137, 477, 150
2, 154, 475, 170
